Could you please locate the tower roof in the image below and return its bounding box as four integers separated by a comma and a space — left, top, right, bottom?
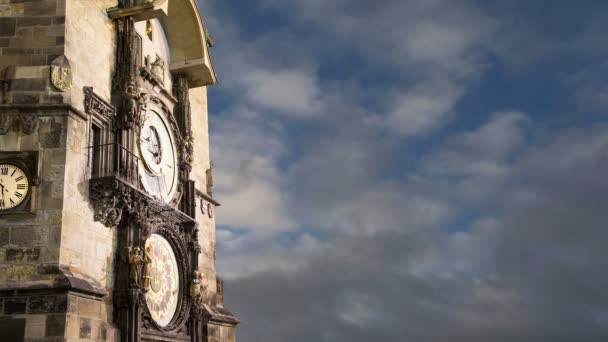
108, 0, 217, 87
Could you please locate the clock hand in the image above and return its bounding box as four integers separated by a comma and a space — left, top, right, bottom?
147, 148, 160, 157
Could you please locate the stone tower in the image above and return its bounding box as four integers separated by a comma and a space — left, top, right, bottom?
0, 1, 238, 341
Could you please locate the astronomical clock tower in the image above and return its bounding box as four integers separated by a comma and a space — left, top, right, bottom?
0, 0, 238, 341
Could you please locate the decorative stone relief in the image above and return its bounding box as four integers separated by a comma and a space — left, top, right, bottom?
0, 112, 10, 135
0, 113, 39, 135
90, 179, 132, 227
181, 135, 194, 165
206, 162, 214, 196
50, 56, 73, 92
144, 55, 165, 84
84, 87, 116, 120
19, 113, 38, 135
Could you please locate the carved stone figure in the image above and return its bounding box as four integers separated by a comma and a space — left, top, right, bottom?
18, 113, 38, 135
90, 180, 132, 227
143, 245, 153, 291
0, 112, 10, 135
126, 82, 142, 126
129, 247, 144, 288
150, 55, 165, 83
182, 135, 194, 165
206, 162, 214, 196
190, 271, 207, 306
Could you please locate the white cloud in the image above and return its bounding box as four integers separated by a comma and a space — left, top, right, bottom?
242, 68, 322, 116
212, 107, 296, 235
378, 79, 465, 136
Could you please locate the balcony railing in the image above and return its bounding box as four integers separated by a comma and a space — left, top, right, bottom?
88, 142, 140, 188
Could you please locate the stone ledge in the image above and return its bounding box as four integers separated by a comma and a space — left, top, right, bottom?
201, 304, 239, 326
0, 264, 107, 298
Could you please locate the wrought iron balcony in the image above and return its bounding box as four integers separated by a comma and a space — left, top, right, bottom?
87, 142, 140, 190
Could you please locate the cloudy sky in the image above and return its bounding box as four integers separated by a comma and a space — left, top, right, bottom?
197, 1, 608, 341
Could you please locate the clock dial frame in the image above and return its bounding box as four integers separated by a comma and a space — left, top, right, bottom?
0, 163, 32, 211
137, 103, 180, 204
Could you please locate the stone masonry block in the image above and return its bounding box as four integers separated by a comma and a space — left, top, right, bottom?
14, 65, 49, 78
17, 16, 52, 27
79, 317, 91, 339
24, 0, 56, 17
0, 17, 16, 36
12, 92, 40, 104
0, 4, 24, 17
10, 225, 45, 245
77, 297, 101, 318
29, 295, 67, 314
4, 297, 27, 314
46, 314, 65, 337
0, 227, 8, 246
8, 78, 48, 91
6, 246, 40, 262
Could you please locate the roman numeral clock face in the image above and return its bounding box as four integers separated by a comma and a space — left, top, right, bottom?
0, 164, 30, 210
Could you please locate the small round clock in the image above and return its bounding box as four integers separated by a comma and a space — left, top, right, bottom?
144, 234, 180, 327
137, 105, 179, 203
0, 163, 30, 210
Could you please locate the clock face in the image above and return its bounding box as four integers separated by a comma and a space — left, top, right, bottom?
137, 106, 179, 203
0, 164, 30, 210
144, 234, 180, 327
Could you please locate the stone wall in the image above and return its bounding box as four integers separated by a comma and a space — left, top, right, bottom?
0, 111, 67, 283
190, 85, 221, 305
64, 0, 116, 113
0, 0, 67, 105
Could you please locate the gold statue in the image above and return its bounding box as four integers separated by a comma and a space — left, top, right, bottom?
143, 245, 153, 292
129, 247, 144, 288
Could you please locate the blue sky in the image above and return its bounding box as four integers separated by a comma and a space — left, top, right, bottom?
198, 1, 608, 340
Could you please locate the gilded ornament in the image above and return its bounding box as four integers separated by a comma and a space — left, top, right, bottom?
129, 247, 144, 288
146, 20, 153, 40
143, 245, 153, 292
50, 55, 72, 92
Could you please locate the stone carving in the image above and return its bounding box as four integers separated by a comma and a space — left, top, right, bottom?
182, 135, 194, 165
143, 244, 153, 292
144, 55, 166, 84
129, 247, 144, 288
50, 55, 73, 92
190, 271, 206, 306
0, 113, 41, 135
84, 87, 116, 120
0, 112, 10, 135
126, 82, 144, 127
90, 180, 131, 227
19, 113, 38, 135
206, 162, 214, 196
150, 56, 165, 83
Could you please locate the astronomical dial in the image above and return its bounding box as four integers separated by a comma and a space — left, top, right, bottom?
137, 105, 179, 203
144, 234, 180, 327
0, 164, 30, 210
